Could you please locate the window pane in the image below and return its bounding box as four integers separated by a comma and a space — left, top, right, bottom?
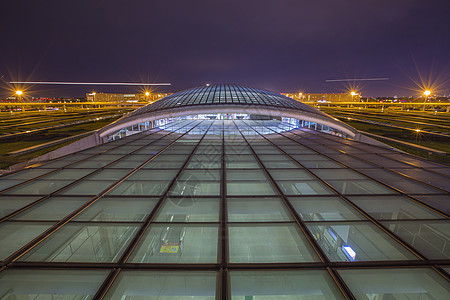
155, 198, 219, 222
278, 180, 334, 195
171, 180, 220, 196
326, 180, 395, 195
21, 223, 139, 262
7, 180, 73, 195
104, 271, 217, 300
75, 197, 158, 222
338, 268, 450, 299
0, 196, 42, 218
228, 224, 319, 263
108, 180, 170, 196
11, 197, 89, 221
382, 220, 450, 259
58, 180, 115, 195
230, 270, 344, 299
289, 196, 365, 221
227, 197, 293, 222
348, 196, 443, 220
0, 222, 53, 260
129, 224, 218, 263
227, 181, 277, 196
0, 269, 109, 300
307, 222, 417, 262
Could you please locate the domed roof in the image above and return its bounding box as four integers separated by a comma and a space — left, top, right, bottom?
128, 84, 326, 117
99, 84, 359, 138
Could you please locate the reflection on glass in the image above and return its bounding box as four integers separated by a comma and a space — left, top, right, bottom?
0, 222, 53, 260
108, 181, 170, 196
0, 196, 42, 218
230, 270, 344, 299
307, 222, 417, 262
11, 197, 88, 221
21, 223, 139, 262
382, 220, 450, 259
75, 197, 158, 222
227, 198, 292, 222
104, 271, 217, 300
0, 269, 108, 300
227, 181, 277, 196
278, 180, 334, 195
228, 224, 319, 263
339, 268, 450, 299
348, 196, 443, 220
129, 224, 218, 263
289, 196, 364, 221
155, 198, 219, 222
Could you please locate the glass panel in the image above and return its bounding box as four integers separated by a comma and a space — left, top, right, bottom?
289, 196, 365, 221
278, 180, 334, 195
226, 170, 266, 180
0, 222, 53, 260
104, 271, 217, 300
0, 196, 42, 218
128, 170, 178, 180
3, 169, 54, 180
269, 169, 314, 180
6, 180, 73, 195
58, 180, 115, 195
227, 181, 277, 196
129, 224, 218, 263
20, 223, 139, 262
228, 224, 319, 263
155, 198, 219, 222
84, 169, 131, 180
0, 269, 109, 300
171, 180, 220, 196
413, 195, 450, 215
338, 268, 450, 299
227, 197, 293, 222
326, 179, 395, 195
11, 197, 89, 221
42, 169, 96, 180
382, 220, 450, 259
348, 196, 444, 220
230, 270, 344, 299
75, 197, 158, 221
108, 180, 170, 196
307, 222, 417, 262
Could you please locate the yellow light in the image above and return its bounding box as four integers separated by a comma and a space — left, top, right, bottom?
145, 92, 150, 96
424, 90, 431, 96
415, 129, 421, 132
351, 91, 357, 96
16, 90, 23, 95
92, 92, 96, 95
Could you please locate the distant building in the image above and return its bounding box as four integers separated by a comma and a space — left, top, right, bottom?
283, 92, 361, 102
86, 92, 170, 103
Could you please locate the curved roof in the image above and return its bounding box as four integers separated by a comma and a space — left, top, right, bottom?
129, 84, 325, 117
99, 84, 359, 138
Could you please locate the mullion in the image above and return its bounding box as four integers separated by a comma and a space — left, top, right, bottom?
251, 120, 429, 261
0, 120, 202, 266
233, 120, 330, 265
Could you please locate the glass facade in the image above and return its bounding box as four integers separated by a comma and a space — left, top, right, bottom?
1, 90, 449, 298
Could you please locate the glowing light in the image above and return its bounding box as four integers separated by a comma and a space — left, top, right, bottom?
16, 90, 23, 95
10, 81, 171, 86
415, 129, 421, 132
145, 92, 150, 96
424, 90, 431, 96
351, 91, 357, 96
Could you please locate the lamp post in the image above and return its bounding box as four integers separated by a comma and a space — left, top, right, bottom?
423, 90, 430, 111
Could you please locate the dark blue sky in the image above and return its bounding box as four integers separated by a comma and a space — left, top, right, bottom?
1, 0, 449, 97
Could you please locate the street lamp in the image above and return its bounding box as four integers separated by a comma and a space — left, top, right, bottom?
350, 91, 357, 102
16, 90, 23, 101
423, 90, 431, 111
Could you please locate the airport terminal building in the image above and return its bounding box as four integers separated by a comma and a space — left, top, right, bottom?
0, 84, 449, 299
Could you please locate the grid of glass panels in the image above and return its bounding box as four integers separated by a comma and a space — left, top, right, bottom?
127, 84, 326, 117
0, 119, 449, 299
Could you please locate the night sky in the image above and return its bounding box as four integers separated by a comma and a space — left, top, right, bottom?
1, 0, 449, 97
